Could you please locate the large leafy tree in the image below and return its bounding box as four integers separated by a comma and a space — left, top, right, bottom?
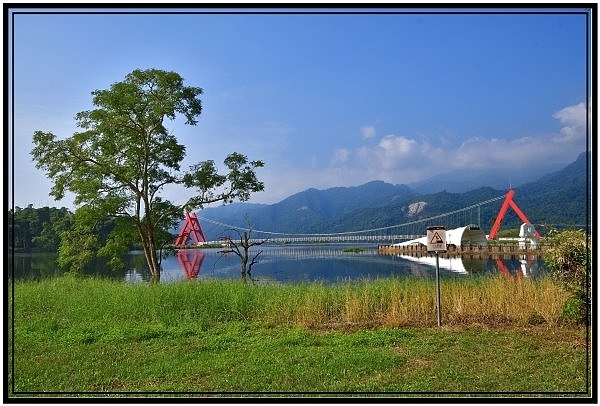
31, 68, 264, 281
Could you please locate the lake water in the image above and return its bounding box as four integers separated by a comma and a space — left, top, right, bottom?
9, 243, 547, 284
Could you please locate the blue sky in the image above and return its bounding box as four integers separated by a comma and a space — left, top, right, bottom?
8, 6, 591, 209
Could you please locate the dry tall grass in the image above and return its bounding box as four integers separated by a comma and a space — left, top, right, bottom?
269, 276, 571, 329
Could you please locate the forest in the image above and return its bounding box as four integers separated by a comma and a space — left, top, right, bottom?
9, 205, 73, 252
8, 205, 135, 253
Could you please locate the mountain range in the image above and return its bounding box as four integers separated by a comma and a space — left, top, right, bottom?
192, 151, 591, 240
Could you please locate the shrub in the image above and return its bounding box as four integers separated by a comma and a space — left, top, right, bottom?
543, 229, 591, 324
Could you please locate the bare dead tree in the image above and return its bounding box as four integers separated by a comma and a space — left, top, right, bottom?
219, 227, 268, 279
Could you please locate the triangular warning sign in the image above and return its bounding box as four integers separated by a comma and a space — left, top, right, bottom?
430, 232, 444, 244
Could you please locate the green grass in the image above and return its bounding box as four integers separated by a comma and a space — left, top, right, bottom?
8, 275, 590, 397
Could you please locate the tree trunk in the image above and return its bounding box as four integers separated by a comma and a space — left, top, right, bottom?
140, 227, 161, 282
240, 231, 248, 276
148, 233, 161, 283
240, 255, 248, 276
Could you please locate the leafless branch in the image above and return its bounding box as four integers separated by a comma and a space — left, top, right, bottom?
248, 250, 263, 275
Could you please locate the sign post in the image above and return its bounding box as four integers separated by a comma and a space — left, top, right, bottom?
427, 226, 447, 327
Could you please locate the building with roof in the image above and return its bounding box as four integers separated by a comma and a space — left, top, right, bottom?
393, 224, 488, 249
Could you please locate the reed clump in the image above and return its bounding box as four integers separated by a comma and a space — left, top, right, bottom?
11, 274, 572, 332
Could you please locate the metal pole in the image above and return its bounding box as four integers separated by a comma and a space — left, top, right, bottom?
435, 251, 442, 327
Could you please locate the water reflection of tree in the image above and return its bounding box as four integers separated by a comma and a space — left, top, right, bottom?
124, 252, 154, 282
10, 252, 123, 281
10, 253, 61, 280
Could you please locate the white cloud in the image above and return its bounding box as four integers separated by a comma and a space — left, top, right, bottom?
552, 102, 587, 143
331, 148, 350, 165
360, 125, 376, 140
346, 102, 588, 186
357, 134, 419, 170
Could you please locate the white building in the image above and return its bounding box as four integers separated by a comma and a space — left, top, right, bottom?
393, 224, 488, 248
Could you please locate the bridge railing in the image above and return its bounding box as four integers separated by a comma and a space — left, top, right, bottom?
245, 234, 424, 244
188, 234, 425, 246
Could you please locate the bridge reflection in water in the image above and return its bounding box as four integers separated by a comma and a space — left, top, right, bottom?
167, 246, 545, 282
396, 253, 544, 279
176, 250, 206, 279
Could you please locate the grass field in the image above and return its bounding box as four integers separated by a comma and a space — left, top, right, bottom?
8, 275, 591, 398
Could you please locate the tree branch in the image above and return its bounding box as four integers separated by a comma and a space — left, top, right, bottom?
248, 250, 263, 275
66, 144, 140, 194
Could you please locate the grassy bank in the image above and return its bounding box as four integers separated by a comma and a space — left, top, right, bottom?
9, 276, 590, 397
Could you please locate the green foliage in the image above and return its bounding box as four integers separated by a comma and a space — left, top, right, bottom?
57, 230, 98, 274
56, 206, 112, 273
495, 228, 520, 238
97, 216, 139, 271
182, 152, 264, 210
562, 297, 584, 324
9, 206, 73, 252
543, 229, 591, 324
30, 68, 264, 279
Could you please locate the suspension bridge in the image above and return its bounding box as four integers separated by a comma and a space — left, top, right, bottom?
176, 193, 525, 246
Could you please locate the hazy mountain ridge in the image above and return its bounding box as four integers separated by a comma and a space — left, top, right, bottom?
195, 152, 590, 240
408, 161, 568, 194
198, 181, 416, 238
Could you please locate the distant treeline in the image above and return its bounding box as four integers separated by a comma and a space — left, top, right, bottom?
9, 205, 74, 252
8, 205, 135, 253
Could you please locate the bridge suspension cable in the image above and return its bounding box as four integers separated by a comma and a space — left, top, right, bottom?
198, 194, 507, 238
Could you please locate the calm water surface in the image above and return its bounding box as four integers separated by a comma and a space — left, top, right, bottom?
9, 244, 547, 283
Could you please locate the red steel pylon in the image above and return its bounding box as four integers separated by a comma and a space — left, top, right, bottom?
174, 211, 206, 246
488, 189, 541, 240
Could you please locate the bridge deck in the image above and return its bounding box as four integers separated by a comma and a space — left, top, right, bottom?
186, 234, 424, 246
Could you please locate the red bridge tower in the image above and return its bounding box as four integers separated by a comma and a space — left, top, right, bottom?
488, 189, 541, 240
174, 211, 206, 246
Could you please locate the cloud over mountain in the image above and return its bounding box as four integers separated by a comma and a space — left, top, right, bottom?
341, 101, 588, 185
552, 101, 587, 142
